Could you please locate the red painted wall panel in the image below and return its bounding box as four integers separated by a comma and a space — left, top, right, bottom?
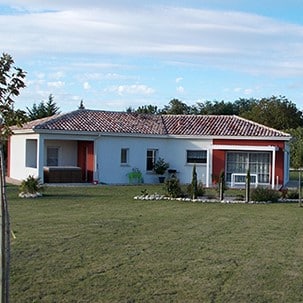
212, 150, 225, 184
77, 141, 94, 182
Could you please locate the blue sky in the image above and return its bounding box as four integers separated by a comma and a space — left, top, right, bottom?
1, 0, 303, 113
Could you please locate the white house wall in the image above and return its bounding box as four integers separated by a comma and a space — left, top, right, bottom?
96, 135, 212, 185
96, 136, 167, 184
44, 140, 78, 166
163, 137, 212, 186
9, 133, 40, 180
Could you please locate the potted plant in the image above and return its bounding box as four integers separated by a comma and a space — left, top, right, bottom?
154, 158, 169, 183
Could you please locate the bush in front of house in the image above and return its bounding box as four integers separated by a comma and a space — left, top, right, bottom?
286, 190, 299, 200
19, 175, 44, 198
164, 177, 183, 198
251, 187, 280, 203
187, 181, 205, 198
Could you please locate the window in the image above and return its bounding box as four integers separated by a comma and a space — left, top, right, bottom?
186, 150, 207, 164
25, 139, 37, 168
226, 152, 271, 184
47, 147, 59, 166
146, 149, 157, 171
121, 148, 129, 165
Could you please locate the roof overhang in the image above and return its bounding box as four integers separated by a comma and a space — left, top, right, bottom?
10, 129, 292, 142
11, 129, 36, 135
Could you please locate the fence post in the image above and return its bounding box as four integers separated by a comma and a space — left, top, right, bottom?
219, 170, 224, 201
245, 170, 250, 203
0, 144, 10, 303
0, 146, 2, 303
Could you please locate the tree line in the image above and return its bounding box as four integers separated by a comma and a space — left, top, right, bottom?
127, 97, 303, 131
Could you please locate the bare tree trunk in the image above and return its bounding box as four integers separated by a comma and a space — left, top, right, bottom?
0, 144, 10, 302
299, 168, 302, 207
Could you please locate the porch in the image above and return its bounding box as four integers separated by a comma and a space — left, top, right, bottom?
42, 139, 95, 183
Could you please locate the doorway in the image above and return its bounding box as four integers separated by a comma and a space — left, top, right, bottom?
77, 141, 94, 182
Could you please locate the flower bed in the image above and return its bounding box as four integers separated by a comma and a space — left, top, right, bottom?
133, 194, 270, 204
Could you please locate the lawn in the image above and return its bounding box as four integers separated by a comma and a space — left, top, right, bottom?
7, 184, 303, 303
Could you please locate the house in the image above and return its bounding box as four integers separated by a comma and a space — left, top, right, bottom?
8, 109, 291, 188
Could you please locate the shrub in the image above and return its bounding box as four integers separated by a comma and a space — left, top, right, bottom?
19, 175, 44, 194
187, 181, 205, 198
164, 177, 182, 198
141, 189, 149, 197
127, 168, 143, 184
286, 190, 299, 200
153, 158, 169, 175
251, 187, 280, 202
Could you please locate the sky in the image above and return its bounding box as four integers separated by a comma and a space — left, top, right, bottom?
1, 0, 303, 113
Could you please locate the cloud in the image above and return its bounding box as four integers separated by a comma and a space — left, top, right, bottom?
232, 87, 258, 95
176, 86, 185, 93
107, 84, 155, 96
176, 77, 183, 83
47, 81, 65, 88
243, 88, 253, 95
83, 81, 91, 90
50, 71, 65, 80
78, 72, 137, 82
2, 3, 303, 76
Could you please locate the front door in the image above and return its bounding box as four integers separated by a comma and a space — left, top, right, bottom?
77, 141, 94, 182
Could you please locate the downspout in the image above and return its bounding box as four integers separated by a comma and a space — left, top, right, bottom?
271, 148, 276, 189
38, 136, 44, 183
206, 149, 210, 187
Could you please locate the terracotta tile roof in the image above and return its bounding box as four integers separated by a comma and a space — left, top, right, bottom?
12, 114, 62, 130
21, 110, 166, 135
14, 109, 290, 138
162, 115, 290, 137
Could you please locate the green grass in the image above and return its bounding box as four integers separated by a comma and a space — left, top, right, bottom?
7, 184, 303, 303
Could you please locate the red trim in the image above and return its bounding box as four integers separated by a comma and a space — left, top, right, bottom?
213, 139, 285, 148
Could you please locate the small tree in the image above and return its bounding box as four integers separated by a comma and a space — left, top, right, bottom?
0, 52, 26, 303
78, 100, 85, 110
219, 170, 225, 200
191, 164, 198, 199
0, 53, 27, 137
